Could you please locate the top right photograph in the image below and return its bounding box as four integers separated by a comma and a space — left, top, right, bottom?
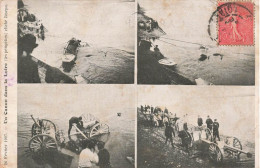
137, 0, 255, 85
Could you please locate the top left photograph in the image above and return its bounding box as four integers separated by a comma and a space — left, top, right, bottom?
17, 0, 135, 84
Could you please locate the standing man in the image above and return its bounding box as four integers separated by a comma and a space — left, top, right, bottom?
151, 106, 154, 114
206, 115, 213, 130
68, 116, 83, 139
165, 123, 175, 147
197, 115, 203, 127
18, 34, 41, 83
213, 119, 220, 141
97, 142, 111, 168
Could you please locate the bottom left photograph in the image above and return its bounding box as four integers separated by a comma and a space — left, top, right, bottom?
17, 85, 135, 168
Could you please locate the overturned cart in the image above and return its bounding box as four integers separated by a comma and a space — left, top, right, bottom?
29, 114, 110, 155
192, 126, 253, 164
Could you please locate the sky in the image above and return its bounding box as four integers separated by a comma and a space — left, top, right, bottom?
18, 85, 135, 127
137, 86, 255, 142
24, 0, 135, 50
139, 0, 216, 45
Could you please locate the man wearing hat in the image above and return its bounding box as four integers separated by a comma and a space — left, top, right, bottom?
18, 34, 40, 83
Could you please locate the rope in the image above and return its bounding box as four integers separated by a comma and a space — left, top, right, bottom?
157, 39, 186, 49
160, 36, 203, 46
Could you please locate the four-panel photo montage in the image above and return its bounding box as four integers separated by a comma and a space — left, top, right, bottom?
17, 0, 256, 168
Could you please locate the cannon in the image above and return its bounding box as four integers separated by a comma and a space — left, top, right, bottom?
28, 114, 110, 155
191, 126, 253, 163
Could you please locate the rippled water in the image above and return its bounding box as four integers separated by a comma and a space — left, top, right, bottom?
155, 40, 255, 85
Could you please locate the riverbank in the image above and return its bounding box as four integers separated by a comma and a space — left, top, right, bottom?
137, 110, 255, 168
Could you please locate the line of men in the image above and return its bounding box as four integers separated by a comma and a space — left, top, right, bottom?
198, 115, 220, 141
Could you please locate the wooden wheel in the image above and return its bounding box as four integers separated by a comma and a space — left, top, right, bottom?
209, 143, 223, 163
90, 123, 109, 137
29, 134, 58, 153
232, 137, 242, 151
31, 119, 56, 137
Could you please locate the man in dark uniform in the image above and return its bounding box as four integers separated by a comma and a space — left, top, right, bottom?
68, 116, 83, 139
197, 115, 203, 127
151, 106, 154, 114
213, 119, 220, 141
206, 115, 213, 130
18, 34, 40, 83
97, 142, 111, 168
165, 123, 175, 147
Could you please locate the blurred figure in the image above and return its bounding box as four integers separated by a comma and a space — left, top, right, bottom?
97, 142, 111, 168
68, 116, 83, 139
213, 119, 220, 141
78, 141, 99, 168
151, 106, 154, 114
165, 123, 175, 148
18, 34, 40, 83
197, 115, 203, 127
206, 115, 213, 131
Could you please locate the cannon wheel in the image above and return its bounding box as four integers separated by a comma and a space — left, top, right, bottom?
209, 143, 223, 163
90, 123, 109, 137
232, 137, 242, 152
29, 134, 58, 153
31, 119, 56, 137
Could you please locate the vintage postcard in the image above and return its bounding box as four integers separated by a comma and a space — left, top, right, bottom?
0, 0, 259, 168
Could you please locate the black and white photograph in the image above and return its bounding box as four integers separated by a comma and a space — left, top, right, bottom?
18, 85, 135, 168
137, 86, 255, 168
137, 0, 255, 85
17, 0, 135, 84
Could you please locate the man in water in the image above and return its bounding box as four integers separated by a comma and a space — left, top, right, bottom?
68, 116, 83, 139
165, 122, 175, 147
213, 119, 220, 141
97, 142, 111, 168
18, 34, 41, 83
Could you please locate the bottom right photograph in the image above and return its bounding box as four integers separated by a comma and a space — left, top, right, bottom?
137, 86, 256, 168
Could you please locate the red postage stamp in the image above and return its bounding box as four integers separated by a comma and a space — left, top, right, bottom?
218, 2, 254, 45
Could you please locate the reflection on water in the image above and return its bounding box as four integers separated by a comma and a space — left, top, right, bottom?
18, 111, 134, 168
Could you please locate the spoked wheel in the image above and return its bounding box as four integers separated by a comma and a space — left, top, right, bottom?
225, 137, 242, 158
209, 143, 223, 163
31, 119, 56, 137
90, 123, 109, 137
205, 128, 213, 141
29, 134, 58, 153
232, 137, 242, 151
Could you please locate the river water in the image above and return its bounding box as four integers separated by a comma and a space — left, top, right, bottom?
154, 39, 255, 85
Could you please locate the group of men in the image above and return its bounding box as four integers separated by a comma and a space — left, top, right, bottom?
68, 116, 111, 168
163, 114, 221, 154
198, 115, 220, 141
